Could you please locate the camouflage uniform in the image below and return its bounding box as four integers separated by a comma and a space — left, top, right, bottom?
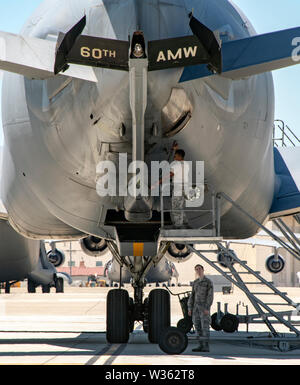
170, 161, 189, 227
188, 276, 214, 349
171, 194, 188, 227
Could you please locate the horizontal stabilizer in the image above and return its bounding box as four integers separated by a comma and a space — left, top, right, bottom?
180, 26, 300, 82
0, 31, 97, 82
269, 147, 300, 218
55, 16, 222, 74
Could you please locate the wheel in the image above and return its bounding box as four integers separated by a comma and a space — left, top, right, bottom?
5, 282, 10, 294
211, 312, 224, 331
143, 297, 149, 333
42, 284, 51, 293
129, 297, 135, 333
159, 327, 188, 355
27, 280, 36, 293
177, 317, 193, 334
148, 289, 170, 343
106, 289, 129, 343
220, 314, 239, 333
55, 277, 64, 293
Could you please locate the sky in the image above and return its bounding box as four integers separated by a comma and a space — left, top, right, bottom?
0, 0, 300, 143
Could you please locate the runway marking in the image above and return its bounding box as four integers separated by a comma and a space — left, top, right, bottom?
102, 344, 127, 365
85, 344, 121, 365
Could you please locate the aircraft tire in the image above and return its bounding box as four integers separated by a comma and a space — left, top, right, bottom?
129, 297, 135, 333
106, 289, 130, 343
42, 284, 51, 293
143, 297, 149, 333
55, 277, 64, 293
148, 289, 170, 343
27, 280, 36, 293
5, 282, 10, 294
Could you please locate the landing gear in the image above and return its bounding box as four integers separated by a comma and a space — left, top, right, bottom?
143, 297, 149, 333
42, 284, 51, 293
148, 289, 171, 343
104, 242, 172, 344
105, 287, 171, 344
55, 277, 64, 293
106, 289, 130, 343
5, 282, 10, 294
27, 279, 36, 293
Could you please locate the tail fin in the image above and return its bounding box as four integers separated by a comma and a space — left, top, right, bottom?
180, 26, 300, 82
269, 147, 300, 218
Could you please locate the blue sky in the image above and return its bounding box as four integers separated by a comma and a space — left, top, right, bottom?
0, 0, 300, 143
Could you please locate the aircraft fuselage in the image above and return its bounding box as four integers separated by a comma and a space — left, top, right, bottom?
1, 0, 275, 241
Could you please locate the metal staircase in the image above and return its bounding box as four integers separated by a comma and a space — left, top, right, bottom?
189, 242, 300, 337
153, 119, 300, 349
157, 186, 300, 349
273, 119, 300, 147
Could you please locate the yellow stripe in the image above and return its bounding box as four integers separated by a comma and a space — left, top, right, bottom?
133, 243, 144, 256
92, 344, 121, 365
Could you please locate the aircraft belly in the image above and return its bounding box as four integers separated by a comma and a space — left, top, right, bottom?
175, 72, 275, 237
0, 219, 40, 282
3, 71, 275, 240
1, 0, 276, 240
1, 74, 86, 239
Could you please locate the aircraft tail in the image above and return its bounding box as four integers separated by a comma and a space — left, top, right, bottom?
269, 147, 300, 218
180, 26, 300, 82
0, 31, 97, 82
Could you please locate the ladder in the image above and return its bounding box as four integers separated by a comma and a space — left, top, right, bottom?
158, 189, 300, 342
273, 119, 300, 148
188, 241, 300, 337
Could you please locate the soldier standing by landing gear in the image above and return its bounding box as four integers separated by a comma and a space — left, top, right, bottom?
188, 264, 214, 352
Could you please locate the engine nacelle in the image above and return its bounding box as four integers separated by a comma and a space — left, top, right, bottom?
80, 236, 108, 257
265, 254, 285, 274
47, 247, 65, 268
165, 243, 193, 263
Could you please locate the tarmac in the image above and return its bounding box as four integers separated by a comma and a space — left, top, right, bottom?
0, 285, 299, 365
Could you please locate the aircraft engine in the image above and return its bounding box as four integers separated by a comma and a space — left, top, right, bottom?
80, 236, 108, 257
47, 242, 65, 268
265, 254, 285, 274
165, 243, 193, 263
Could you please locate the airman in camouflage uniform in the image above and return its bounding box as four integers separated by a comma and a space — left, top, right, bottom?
170, 149, 189, 228
188, 264, 214, 352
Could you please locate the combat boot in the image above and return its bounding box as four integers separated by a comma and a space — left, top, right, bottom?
192, 342, 203, 352
201, 342, 210, 352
